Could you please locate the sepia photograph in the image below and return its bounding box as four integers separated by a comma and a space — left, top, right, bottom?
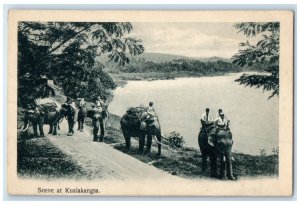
7, 10, 293, 196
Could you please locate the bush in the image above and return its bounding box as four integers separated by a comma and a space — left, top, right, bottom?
167, 131, 185, 149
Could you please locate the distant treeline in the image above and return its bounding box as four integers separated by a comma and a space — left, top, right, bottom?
116, 58, 266, 74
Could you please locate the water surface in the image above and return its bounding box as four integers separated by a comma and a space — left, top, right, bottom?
109, 73, 279, 155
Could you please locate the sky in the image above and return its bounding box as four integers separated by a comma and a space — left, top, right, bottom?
129, 22, 252, 59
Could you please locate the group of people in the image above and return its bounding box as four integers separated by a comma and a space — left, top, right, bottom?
65, 96, 107, 132
65, 96, 106, 111
200, 108, 230, 146
65, 97, 229, 145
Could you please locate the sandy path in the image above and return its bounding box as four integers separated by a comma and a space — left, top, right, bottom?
46, 120, 179, 181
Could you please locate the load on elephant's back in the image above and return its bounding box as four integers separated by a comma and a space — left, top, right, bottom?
120, 106, 162, 156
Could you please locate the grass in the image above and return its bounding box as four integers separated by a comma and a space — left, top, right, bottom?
104, 114, 278, 179
17, 110, 278, 180
17, 111, 86, 180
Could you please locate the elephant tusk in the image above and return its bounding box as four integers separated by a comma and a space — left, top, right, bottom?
223, 156, 226, 162
160, 134, 171, 140
154, 135, 168, 146
154, 135, 162, 145
20, 123, 30, 132
20, 125, 25, 131
231, 156, 235, 162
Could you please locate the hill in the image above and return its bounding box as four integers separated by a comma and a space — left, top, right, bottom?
96, 52, 232, 65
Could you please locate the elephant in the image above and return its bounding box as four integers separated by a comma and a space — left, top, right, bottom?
61, 103, 78, 136
120, 114, 162, 156
86, 108, 109, 142
198, 125, 235, 180
20, 106, 65, 137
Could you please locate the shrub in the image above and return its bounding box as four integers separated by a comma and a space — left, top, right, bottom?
167, 131, 185, 149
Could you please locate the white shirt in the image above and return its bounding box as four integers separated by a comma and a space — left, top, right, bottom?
215, 116, 228, 127
201, 112, 213, 122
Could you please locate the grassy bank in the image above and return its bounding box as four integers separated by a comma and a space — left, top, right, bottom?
104, 114, 278, 179
17, 132, 87, 179
17, 109, 278, 180
17, 109, 86, 179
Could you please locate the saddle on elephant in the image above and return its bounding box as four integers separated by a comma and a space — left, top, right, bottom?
140, 111, 158, 131
38, 102, 58, 114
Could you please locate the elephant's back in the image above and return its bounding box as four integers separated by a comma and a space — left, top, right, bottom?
120, 114, 141, 135
43, 111, 59, 124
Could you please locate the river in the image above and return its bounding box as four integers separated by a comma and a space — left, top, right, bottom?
109, 73, 279, 155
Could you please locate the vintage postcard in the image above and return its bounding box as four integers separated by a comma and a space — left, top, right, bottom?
7, 10, 293, 196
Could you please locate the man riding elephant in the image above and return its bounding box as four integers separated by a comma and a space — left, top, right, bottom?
208, 111, 230, 146
198, 110, 234, 180
140, 101, 157, 131
200, 108, 214, 140
120, 106, 162, 156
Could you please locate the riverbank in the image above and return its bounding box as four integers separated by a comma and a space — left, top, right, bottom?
109, 71, 234, 87
100, 114, 279, 179
17, 110, 278, 180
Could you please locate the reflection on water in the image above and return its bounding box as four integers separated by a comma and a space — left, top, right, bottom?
109, 73, 279, 155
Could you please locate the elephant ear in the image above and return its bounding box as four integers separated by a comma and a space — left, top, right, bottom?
87, 109, 96, 119
61, 103, 68, 110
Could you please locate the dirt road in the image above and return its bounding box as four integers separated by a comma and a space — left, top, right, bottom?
47, 120, 178, 180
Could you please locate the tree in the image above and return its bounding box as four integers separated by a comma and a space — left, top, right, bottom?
18, 22, 144, 107
232, 22, 279, 99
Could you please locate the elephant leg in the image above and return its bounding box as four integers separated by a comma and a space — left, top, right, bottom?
210, 154, 218, 178
139, 134, 145, 154
52, 124, 57, 135
125, 136, 131, 150
146, 134, 153, 154
226, 154, 235, 180
80, 118, 85, 131
77, 120, 80, 130
48, 125, 53, 134
67, 119, 74, 136
220, 155, 227, 180
71, 120, 75, 134
201, 150, 208, 172
32, 122, 38, 137
67, 119, 72, 136
38, 123, 44, 137
99, 122, 104, 142
156, 134, 162, 156
93, 121, 99, 141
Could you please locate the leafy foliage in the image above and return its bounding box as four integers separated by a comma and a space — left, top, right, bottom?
167, 131, 185, 149
18, 22, 144, 107
114, 58, 243, 74
232, 22, 279, 98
